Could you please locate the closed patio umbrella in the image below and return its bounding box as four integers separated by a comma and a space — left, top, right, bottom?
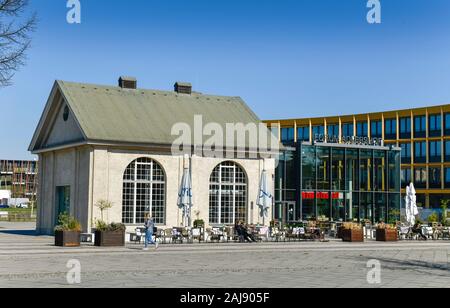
406, 183, 419, 226
257, 170, 273, 225
178, 167, 193, 227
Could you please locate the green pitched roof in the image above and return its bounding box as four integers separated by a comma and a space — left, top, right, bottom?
41, 80, 273, 149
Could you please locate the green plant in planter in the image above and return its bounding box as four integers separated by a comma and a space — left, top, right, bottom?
95, 220, 126, 232
94, 220, 126, 247
54, 213, 81, 232
54, 213, 82, 247
441, 199, 449, 224
95, 199, 113, 222
427, 212, 439, 223
388, 209, 401, 225
193, 219, 205, 228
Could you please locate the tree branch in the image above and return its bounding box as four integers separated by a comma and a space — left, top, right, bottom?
0, 0, 35, 87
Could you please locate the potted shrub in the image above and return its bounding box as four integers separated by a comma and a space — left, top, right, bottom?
427, 212, 439, 224
193, 219, 205, 229
94, 220, 126, 247
341, 222, 364, 242
54, 213, 82, 247
376, 223, 398, 242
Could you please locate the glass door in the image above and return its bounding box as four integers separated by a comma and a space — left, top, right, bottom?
55, 186, 70, 224
274, 202, 297, 226
287, 202, 296, 223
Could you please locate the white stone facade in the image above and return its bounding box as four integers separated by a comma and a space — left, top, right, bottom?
36, 145, 275, 235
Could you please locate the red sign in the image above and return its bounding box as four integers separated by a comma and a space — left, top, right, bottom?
302, 192, 342, 200
302, 192, 315, 199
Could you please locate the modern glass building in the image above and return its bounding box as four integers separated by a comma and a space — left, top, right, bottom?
274, 142, 401, 225
266, 104, 450, 212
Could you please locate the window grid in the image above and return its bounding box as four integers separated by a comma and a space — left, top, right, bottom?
312, 126, 325, 137
357, 122, 368, 137
400, 117, 411, 139
342, 123, 354, 138
429, 141, 442, 163
414, 142, 427, 163
371, 121, 382, 138
209, 162, 247, 225
297, 126, 310, 142
327, 124, 339, 137
122, 158, 165, 225
281, 127, 295, 143
385, 119, 397, 139
429, 114, 442, 137
414, 115, 426, 138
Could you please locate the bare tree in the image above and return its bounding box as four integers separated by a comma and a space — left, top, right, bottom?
0, 0, 36, 87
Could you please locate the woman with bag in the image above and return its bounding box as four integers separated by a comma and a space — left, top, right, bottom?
143, 213, 159, 251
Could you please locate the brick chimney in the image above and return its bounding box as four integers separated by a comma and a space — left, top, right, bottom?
118, 76, 137, 89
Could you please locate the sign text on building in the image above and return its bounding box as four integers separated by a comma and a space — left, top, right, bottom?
314, 134, 384, 147
302, 192, 342, 200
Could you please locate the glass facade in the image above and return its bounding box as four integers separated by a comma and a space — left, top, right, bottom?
399, 117, 411, 139
429, 167, 441, 189
414, 167, 427, 189
429, 141, 441, 163
414, 115, 426, 138
281, 127, 295, 143
400, 143, 411, 164
371, 120, 382, 138
445, 168, 450, 189
267, 104, 450, 212
445, 113, 450, 135
357, 122, 368, 137
342, 123, 354, 138
312, 125, 325, 137
276, 144, 401, 225
385, 118, 397, 140
414, 141, 426, 163
429, 114, 442, 137
297, 126, 310, 142
445, 141, 450, 162
327, 124, 339, 137
401, 168, 412, 187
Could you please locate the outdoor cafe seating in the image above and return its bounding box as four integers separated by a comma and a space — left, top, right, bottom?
130, 227, 146, 244
395, 222, 450, 241
125, 219, 450, 245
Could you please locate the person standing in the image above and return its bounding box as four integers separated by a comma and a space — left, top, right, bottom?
143, 213, 159, 250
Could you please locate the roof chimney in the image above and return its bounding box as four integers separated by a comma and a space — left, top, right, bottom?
174, 82, 192, 95
119, 76, 137, 89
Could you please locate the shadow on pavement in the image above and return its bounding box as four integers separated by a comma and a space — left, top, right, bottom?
350, 255, 449, 275
0, 229, 41, 237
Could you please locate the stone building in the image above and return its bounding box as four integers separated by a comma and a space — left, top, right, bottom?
29, 77, 276, 235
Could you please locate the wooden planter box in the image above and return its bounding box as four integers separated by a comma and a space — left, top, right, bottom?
376, 229, 398, 242
94, 230, 125, 247
341, 228, 364, 242
55, 231, 81, 247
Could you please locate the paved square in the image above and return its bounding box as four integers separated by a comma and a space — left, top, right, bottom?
0, 223, 449, 288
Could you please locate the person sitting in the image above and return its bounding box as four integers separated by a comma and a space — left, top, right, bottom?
235, 221, 247, 242
412, 222, 427, 240
235, 221, 256, 243
243, 224, 257, 242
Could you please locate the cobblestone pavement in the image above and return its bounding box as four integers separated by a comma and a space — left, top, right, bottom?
0, 223, 449, 288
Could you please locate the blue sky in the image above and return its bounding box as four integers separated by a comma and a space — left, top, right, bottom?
1, 0, 450, 159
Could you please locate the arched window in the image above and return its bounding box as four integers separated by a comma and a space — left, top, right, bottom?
209, 161, 247, 225
122, 158, 166, 225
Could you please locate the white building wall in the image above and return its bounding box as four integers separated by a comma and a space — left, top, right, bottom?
38, 145, 275, 234
37, 147, 91, 235
89, 148, 275, 231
